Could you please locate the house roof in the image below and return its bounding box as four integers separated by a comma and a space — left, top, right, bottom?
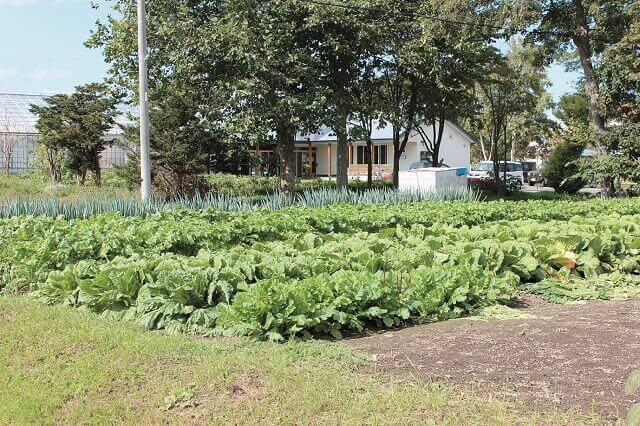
0, 92, 135, 135
296, 119, 397, 143
296, 119, 476, 144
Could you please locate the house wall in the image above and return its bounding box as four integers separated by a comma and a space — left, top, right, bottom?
315, 143, 337, 176
399, 140, 418, 171
406, 121, 472, 169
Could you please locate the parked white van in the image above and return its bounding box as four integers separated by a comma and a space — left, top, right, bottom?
468, 161, 525, 184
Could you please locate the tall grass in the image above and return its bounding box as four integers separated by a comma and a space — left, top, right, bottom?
0, 186, 481, 219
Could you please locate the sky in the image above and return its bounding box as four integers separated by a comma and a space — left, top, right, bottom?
0, 0, 582, 103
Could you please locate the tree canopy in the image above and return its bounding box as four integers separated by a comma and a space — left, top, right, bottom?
86, 0, 638, 196
30, 83, 120, 186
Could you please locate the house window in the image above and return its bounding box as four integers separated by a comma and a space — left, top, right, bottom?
355, 145, 370, 164
352, 144, 389, 165
376, 145, 388, 164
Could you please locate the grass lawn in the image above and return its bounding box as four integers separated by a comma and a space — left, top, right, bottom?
0, 173, 132, 201
0, 296, 600, 424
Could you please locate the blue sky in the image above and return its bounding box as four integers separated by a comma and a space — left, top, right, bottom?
0, 0, 581, 103
0, 0, 108, 94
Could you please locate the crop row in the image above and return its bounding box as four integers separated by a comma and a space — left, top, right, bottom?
2, 198, 640, 294
12, 213, 640, 340
0, 187, 478, 219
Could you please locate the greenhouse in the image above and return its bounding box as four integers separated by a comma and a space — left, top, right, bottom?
0, 92, 131, 174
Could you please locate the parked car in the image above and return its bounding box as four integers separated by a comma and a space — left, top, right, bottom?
408, 161, 450, 170
468, 161, 524, 184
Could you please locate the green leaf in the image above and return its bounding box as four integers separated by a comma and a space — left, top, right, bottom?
329, 328, 343, 339
627, 403, 640, 426
626, 370, 640, 396
266, 331, 283, 342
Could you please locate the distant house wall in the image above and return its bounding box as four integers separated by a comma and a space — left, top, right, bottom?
315, 143, 330, 176
407, 121, 472, 169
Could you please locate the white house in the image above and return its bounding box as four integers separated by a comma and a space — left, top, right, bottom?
278, 120, 476, 178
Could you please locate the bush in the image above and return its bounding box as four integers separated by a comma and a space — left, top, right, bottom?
203, 175, 393, 197
543, 136, 586, 194
204, 175, 279, 196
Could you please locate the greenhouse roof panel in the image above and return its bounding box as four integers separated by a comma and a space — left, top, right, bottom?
0, 92, 135, 135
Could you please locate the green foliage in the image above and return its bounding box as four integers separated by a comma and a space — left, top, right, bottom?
2, 199, 639, 340
543, 128, 587, 193
0, 186, 476, 219
569, 123, 640, 191
203, 175, 394, 197
599, 1, 640, 123
554, 91, 590, 127
626, 370, 640, 396
29, 83, 120, 186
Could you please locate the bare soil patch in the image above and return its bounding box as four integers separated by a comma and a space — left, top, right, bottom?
347, 295, 640, 418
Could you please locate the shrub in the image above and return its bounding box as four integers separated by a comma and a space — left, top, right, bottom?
203, 175, 279, 196
543, 134, 586, 194
203, 175, 393, 197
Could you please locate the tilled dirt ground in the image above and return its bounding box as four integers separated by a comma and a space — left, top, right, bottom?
347, 296, 640, 419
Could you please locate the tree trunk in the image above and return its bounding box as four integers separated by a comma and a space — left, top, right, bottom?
76, 169, 87, 186
335, 111, 349, 189
503, 123, 509, 186
571, 0, 606, 135
573, 37, 606, 134
491, 122, 503, 196
366, 138, 373, 188
46, 148, 62, 183
479, 135, 489, 161
431, 116, 446, 166
3, 152, 10, 176
91, 154, 102, 187
276, 125, 295, 197
392, 147, 401, 189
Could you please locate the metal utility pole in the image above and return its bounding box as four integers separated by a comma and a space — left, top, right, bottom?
137, 0, 152, 200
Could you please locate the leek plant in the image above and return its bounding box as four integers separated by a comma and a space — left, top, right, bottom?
0, 186, 481, 219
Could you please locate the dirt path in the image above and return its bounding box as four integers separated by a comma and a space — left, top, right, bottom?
347, 296, 640, 418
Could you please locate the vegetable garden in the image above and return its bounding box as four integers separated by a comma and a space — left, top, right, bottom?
1, 198, 639, 341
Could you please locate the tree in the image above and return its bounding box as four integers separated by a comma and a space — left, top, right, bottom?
90, 0, 329, 197
413, 37, 493, 167
121, 87, 223, 197
519, 0, 636, 136
307, 2, 382, 189
542, 126, 587, 193
350, 62, 383, 188
0, 107, 19, 176
554, 90, 590, 127
375, 0, 498, 187
219, 0, 326, 196
572, 122, 640, 190
30, 83, 119, 186
89, 0, 234, 194
599, 2, 640, 123
475, 40, 550, 193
